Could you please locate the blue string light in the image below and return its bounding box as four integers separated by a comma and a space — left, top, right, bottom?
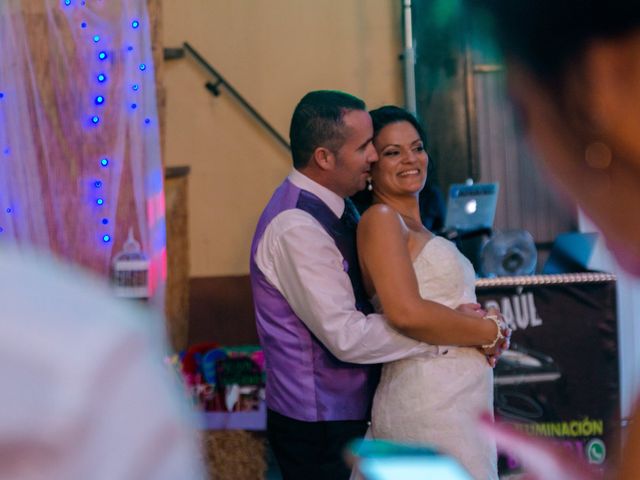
3, 148, 9, 155
5, 208, 11, 214
0, 92, 4, 99
86, 20, 117, 245
86, 19, 149, 245
0, 227, 4, 233
64, 0, 71, 5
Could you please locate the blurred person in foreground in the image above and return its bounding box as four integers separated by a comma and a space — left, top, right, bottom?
0, 248, 205, 480
465, 1, 640, 478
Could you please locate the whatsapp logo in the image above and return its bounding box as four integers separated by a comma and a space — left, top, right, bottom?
586, 439, 606, 464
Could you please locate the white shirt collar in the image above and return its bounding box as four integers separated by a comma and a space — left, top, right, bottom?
288, 169, 345, 218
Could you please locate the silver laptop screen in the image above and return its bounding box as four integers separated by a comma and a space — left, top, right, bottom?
444, 183, 499, 231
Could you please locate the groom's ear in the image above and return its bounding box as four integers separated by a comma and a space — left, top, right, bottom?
311, 147, 335, 171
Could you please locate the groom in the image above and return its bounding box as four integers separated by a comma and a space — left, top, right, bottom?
250, 90, 503, 479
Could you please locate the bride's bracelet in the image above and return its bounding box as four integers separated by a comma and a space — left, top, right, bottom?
481, 314, 505, 350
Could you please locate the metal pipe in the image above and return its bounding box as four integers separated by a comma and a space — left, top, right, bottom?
402, 0, 417, 115
464, 47, 479, 180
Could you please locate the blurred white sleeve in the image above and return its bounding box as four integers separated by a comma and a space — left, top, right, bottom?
0, 250, 206, 480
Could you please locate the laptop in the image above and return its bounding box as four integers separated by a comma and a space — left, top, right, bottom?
444, 182, 499, 232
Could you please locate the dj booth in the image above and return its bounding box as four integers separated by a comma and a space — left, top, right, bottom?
444, 183, 620, 473
476, 272, 619, 474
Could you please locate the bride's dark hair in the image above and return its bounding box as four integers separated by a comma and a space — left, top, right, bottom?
351, 106, 443, 230
370, 106, 427, 145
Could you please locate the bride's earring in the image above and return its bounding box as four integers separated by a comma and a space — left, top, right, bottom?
367, 178, 373, 192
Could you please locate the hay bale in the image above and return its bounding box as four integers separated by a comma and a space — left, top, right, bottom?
164, 170, 190, 352
204, 430, 267, 480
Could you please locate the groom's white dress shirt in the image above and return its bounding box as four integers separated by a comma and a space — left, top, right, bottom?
255, 169, 436, 364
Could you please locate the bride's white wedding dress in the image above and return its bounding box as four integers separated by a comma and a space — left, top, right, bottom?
371, 237, 498, 480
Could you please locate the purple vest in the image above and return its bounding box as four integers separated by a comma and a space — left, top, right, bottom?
250, 179, 380, 422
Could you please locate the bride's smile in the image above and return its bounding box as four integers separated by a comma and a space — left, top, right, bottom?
370, 120, 429, 198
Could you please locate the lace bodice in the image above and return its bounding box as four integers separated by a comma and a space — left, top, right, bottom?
371, 236, 477, 312
412, 236, 477, 308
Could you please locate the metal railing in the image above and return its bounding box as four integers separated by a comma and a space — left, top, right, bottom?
165, 43, 291, 152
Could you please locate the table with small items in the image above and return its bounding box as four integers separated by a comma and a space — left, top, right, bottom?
169, 344, 267, 479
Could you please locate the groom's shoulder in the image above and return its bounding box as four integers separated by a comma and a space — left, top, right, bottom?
265, 207, 326, 238
274, 206, 318, 224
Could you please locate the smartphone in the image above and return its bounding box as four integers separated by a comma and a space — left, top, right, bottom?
347, 438, 473, 480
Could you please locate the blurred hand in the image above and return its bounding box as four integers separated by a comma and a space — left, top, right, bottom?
477, 413, 599, 480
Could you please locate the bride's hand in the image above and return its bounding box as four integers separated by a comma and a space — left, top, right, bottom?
481, 308, 511, 366
456, 302, 486, 318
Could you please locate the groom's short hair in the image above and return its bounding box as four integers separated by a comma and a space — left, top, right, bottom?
289, 90, 366, 169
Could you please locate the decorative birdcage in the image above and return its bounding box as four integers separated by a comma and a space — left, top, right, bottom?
111, 228, 150, 298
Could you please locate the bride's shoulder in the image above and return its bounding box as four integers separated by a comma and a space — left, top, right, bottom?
359, 204, 404, 232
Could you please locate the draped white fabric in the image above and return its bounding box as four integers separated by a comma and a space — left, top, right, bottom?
0, 0, 165, 303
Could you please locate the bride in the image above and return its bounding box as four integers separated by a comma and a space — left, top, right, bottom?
356, 106, 500, 479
